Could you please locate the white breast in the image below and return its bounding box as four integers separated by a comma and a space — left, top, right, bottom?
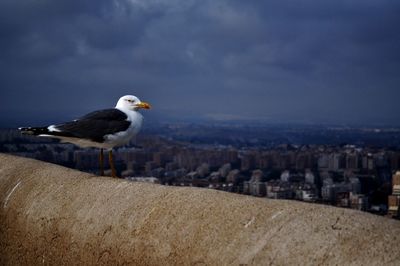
103, 108, 143, 148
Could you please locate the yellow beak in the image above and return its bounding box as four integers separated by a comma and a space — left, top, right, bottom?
136, 102, 151, 109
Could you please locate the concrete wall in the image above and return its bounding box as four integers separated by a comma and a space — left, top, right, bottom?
1, 153, 399, 265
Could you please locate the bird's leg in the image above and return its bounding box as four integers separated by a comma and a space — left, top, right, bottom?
99, 148, 104, 176
109, 149, 118, 178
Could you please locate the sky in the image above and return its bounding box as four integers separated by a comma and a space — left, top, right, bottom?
0, 0, 400, 127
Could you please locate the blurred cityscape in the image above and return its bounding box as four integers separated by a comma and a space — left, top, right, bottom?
1, 123, 400, 219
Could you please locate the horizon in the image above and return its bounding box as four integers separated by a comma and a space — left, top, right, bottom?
3, 113, 400, 130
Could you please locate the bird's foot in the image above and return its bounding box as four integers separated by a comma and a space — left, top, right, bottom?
111, 171, 120, 178
99, 148, 104, 176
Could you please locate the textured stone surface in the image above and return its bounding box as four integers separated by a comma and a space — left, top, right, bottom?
0, 153, 399, 265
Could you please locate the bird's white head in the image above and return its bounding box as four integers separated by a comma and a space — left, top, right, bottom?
115, 95, 151, 111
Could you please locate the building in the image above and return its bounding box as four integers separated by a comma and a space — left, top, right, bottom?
349, 193, 369, 211
329, 153, 344, 171
243, 170, 266, 197
305, 169, 315, 184
280, 170, 290, 182
346, 153, 360, 170
251, 182, 267, 197
266, 181, 293, 199
388, 171, 400, 217
318, 154, 329, 169
240, 153, 256, 171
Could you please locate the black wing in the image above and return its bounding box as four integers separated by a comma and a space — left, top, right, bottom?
56, 109, 131, 143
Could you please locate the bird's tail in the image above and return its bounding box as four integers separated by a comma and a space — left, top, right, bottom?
18, 127, 49, 136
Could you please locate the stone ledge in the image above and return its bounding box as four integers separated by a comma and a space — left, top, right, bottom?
0, 153, 399, 265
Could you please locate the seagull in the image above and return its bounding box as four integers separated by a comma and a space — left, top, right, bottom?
18, 95, 151, 178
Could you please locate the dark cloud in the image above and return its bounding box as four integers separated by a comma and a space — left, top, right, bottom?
1, 0, 400, 126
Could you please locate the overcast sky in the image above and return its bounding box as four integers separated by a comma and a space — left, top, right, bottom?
1, 0, 400, 126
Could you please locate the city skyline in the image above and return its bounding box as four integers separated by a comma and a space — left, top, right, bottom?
1, 1, 400, 126
1, 126, 398, 218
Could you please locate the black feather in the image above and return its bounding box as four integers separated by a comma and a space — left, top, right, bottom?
18, 109, 131, 143
56, 109, 130, 143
